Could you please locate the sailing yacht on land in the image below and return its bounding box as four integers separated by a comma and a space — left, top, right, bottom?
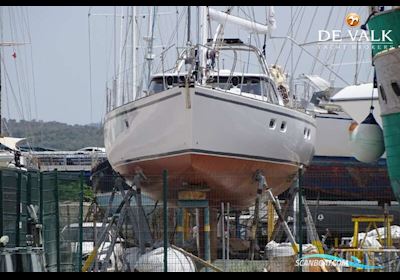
104, 7, 316, 209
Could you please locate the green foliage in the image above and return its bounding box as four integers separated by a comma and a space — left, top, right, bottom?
4, 119, 104, 151
58, 181, 94, 202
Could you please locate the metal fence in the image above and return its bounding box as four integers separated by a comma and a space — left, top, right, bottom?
0, 168, 86, 272
2, 161, 400, 272
85, 161, 400, 272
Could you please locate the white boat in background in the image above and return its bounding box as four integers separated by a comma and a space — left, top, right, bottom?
314, 111, 354, 159
330, 83, 381, 126
104, 7, 316, 209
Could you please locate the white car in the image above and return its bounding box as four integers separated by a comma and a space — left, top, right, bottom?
61, 222, 124, 272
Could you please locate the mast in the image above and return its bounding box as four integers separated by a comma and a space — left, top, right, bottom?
0, 7, 2, 135
145, 6, 157, 92
200, 6, 208, 84
112, 6, 117, 109
196, 6, 200, 48
117, 6, 125, 106
132, 6, 137, 101
0, 38, 2, 136
187, 6, 191, 45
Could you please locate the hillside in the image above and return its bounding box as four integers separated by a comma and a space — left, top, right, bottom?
4, 119, 104, 151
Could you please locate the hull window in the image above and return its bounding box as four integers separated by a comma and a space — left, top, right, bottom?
391, 82, 400, 97
280, 121, 287, 132
269, 119, 277, 129
379, 84, 387, 103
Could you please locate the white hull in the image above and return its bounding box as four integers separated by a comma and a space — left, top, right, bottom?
331, 83, 381, 126
314, 113, 353, 158
314, 112, 387, 160
104, 86, 316, 208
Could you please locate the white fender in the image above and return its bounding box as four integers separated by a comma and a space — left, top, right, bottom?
349, 113, 385, 163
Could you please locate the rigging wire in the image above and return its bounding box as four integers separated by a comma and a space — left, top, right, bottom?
331, 7, 366, 85
24, 7, 39, 121
327, 6, 350, 82
292, 6, 319, 75
274, 6, 301, 65
14, 8, 32, 121
88, 7, 94, 123
1, 56, 25, 120
317, 6, 338, 76
283, 6, 306, 71
8, 7, 26, 121
20, 8, 33, 117
309, 6, 334, 74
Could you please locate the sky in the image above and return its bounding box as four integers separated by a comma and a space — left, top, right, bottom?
1, 6, 374, 126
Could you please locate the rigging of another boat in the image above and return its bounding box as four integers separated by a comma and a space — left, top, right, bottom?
0, 7, 39, 170
103, 6, 317, 209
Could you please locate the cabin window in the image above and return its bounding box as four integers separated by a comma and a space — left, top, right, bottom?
269, 119, 276, 129
391, 82, 400, 97
148, 76, 185, 94
148, 79, 164, 94
379, 85, 387, 103
304, 128, 308, 138
280, 121, 287, 132
307, 129, 311, 140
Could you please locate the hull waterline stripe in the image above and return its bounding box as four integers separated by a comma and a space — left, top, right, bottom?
106, 92, 182, 121
194, 92, 316, 127
114, 148, 304, 167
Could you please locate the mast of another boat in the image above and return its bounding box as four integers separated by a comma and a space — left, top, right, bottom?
200, 6, 208, 85
117, 6, 125, 106
0, 15, 2, 136
0, 6, 4, 136
145, 7, 157, 94
0, 8, 28, 136
132, 6, 138, 101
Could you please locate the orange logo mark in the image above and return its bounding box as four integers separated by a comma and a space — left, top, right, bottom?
346, 13, 361, 27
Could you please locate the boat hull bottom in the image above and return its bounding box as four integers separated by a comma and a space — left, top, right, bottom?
115, 153, 299, 209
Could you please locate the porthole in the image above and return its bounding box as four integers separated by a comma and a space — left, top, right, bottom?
166, 76, 174, 86
269, 119, 276, 129
391, 82, 400, 97
379, 85, 387, 103
232, 76, 239, 87
280, 121, 287, 132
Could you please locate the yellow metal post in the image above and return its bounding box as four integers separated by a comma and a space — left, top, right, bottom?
267, 200, 275, 242
334, 238, 339, 254
353, 220, 359, 249
183, 209, 191, 241
82, 248, 98, 272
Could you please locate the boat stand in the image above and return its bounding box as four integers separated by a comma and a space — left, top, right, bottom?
82, 171, 153, 272
176, 188, 212, 266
